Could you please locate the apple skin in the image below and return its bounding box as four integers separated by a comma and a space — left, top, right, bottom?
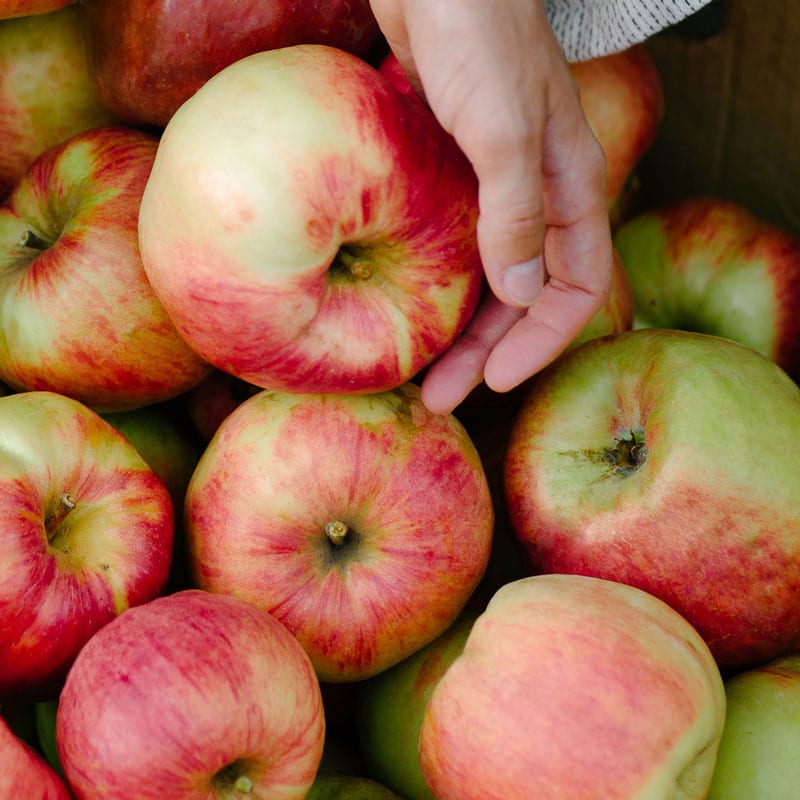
418, 573, 726, 800
0, 390, 174, 701
0, 715, 71, 799
0, 1, 73, 18
81, 0, 381, 128
56, 589, 326, 800
504, 328, 800, 672
138, 44, 483, 396
613, 195, 800, 382
0, 125, 212, 411
707, 653, 800, 799
182, 368, 261, 442
356, 607, 479, 800
184, 381, 494, 683
0, 5, 117, 200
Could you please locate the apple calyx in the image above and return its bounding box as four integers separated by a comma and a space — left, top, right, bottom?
18, 229, 51, 251
332, 246, 373, 282
212, 760, 254, 795
604, 430, 646, 475
45, 492, 77, 551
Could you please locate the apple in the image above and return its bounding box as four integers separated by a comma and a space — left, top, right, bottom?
504, 327, 800, 672
707, 652, 800, 799
138, 44, 483, 396
307, 774, 403, 800
0, 390, 173, 701
81, 0, 381, 128
0, 1, 73, 18
569, 45, 664, 210
184, 381, 494, 683
0, 124, 212, 411
56, 589, 326, 800
0, 5, 117, 200
418, 573, 726, 800
613, 195, 800, 382
356, 606, 480, 800
0, 715, 71, 799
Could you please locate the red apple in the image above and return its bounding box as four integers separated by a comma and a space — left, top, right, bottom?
419, 574, 726, 800
613, 195, 800, 383
0, 715, 71, 799
0, 390, 173, 700
138, 44, 482, 396
504, 328, 800, 671
569, 45, 664, 209
56, 589, 326, 800
184, 381, 494, 682
81, 0, 381, 128
182, 368, 261, 442
0, 5, 117, 200
0, 125, 212, 411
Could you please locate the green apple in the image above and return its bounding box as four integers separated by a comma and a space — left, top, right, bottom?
707, 653, 800, 799
613, 196, 800, 382
0, 5, 117, 199
307, 774, 403, 800
356, 607, 479, 800
504, 328, 800, 672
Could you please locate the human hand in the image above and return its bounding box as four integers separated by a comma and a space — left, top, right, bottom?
369, 0, 614, 414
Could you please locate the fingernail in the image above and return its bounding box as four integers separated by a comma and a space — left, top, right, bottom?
502, 258, 544, 306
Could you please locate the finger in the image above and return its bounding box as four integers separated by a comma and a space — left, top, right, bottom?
419, 294, 525, 415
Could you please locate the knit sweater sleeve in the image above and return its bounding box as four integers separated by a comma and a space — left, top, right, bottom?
544, 0, 714, 61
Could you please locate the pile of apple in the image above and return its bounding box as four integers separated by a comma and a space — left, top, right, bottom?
2, 2, 800, 799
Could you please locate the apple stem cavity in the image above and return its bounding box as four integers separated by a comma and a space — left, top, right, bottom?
212, 761, 255, 796
325, 520, 349, 547
18, 229, 51, 251
604, 430, 647, 475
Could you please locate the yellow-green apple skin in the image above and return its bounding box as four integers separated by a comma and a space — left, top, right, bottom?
56, 589, 326, 800
138, 44, 483, 396
0, 125, 212, 411
613, 196, 800, 382
184, 382, 494, 683
0, 6, 116, 199
0, 391, 174, 700
356, 607, 479, 800
307, 774, 403, 800
504, 328, 800, 672
0, 714, 71, 799
707, 653, 800, 799
419, 574, 726, 800
81, 0, 380, 128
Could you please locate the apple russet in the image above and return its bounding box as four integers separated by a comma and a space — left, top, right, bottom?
504, 328, 800, 671
0, 715, 71, 800
0, 390, 174, 700
613, 195, 800, 381
418, 573, 726, 800
138, 44, 483, 396
81, 0, 381, 128
56, 589, 326, 800
0, 5, 117, 200
0, 125, 212, 411
184, 382, 494, 683
707, 653, 800, 799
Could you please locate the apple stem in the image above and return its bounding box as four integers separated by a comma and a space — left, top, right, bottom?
46, 493, 76, 541
325, 520, 349, 547
336, 248, 373, 280
18, 230, 50, 251
234, 776, 253, 794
